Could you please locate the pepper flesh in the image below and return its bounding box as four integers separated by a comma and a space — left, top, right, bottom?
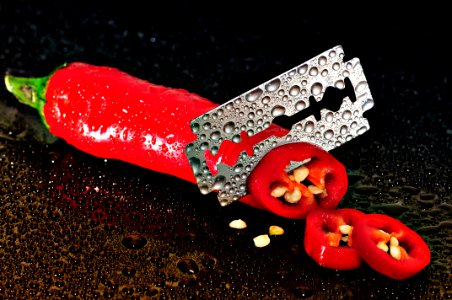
352, 213, 431, 280
304, 208, 364, 270
243, 142, 348, 219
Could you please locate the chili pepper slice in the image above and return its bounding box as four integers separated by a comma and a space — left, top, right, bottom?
304, 208, 364, 270
242, 142, 348, 219
352, 213, 431, 280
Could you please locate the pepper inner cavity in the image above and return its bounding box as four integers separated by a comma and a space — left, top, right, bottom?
270, 165, 327, 204
375, 230, 408, 260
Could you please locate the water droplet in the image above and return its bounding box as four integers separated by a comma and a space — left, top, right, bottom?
323, 130, 334, 139
325, 112, 334, 122
321, 69, 328, 77
234, 164, 243, 173
265, 79, 281, 92
362, 99, 374, 111
343, 70, 350, 77
357, 126, 367, 135
122, 266, 136, 277
289, 85, 301, 96
305, 121, 314, 132
177, 258, 199, 275
301, 80, 307, 86
200, 142, 209, 151
191, 122, 200, 133
189, 157, 201, 174
199, 185, 210, 194
247, 129, 254, 136
121, 233, 147, 250
332, 62, 340, 71
248, 112, 255, 119
232, 134, 241, 143
342, 110, 352, 120
210, 131, 221, 140
246, 88, 263, 102
295, 101, 306, 111
203, 122, 211, 130
350, 121, 357, 129
340, 125, 348, 135
271, 105, 286, 117
355, 81, 368, 94
213, 176, 226, 190
318, 56, 327, 66
223, 122, 235, 134
309, 67, 318, 76
277, 89, 285, 96
246, 120, 255, 128
225, 103, 234, 110
298, 64, 308, 74
311, 83, 323, 96
332, 80, 344, 90
329, 50, 336, 57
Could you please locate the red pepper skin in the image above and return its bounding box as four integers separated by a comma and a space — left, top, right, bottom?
243, 142, 348, 219
352, 214, 431, 280
304, 208, 364, 270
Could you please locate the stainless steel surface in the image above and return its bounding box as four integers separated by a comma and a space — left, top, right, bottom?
187, 45, 374, 205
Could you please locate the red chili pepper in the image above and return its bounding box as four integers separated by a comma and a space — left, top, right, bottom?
352, 213, 431, 280
4, 62, 287, 185
304, 208, 364, 270
242, 142, 348, 219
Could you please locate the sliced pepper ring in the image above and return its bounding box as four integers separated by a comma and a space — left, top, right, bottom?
352, 213, 431, 280
304, 208, 365, 270
241, 142, 348, 219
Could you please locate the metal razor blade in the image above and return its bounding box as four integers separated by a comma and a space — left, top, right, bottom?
185, 45, 374, 206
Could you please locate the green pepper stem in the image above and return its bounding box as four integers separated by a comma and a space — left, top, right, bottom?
4, 73, 51, 129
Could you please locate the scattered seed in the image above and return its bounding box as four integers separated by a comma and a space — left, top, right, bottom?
271, 186, 288, 198
308, 185, 325, 195
377, 241, 389, 252
338, 224, 352, 235
390, 245, 402, 260
284, 187, 302, 203
293, 166, 309, 183
253, 234, 271, 248
269, 225, 284, 236
229, 219, 247, 229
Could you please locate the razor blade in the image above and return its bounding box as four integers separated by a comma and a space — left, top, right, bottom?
185, 45, 374, 206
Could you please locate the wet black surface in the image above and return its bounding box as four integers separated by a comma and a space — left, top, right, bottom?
0, 2, 450, 299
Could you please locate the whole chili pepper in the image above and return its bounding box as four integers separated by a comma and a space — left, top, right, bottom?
304, 208, 364, 270
351, 213, 431, 280
4, 62, 287, 185
242, 142, 348, 219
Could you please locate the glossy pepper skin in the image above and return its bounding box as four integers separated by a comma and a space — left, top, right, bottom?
352, 213, 431, 280
242, 142, 348, 219
304, 208, 364, 270
5, 62, 287, 185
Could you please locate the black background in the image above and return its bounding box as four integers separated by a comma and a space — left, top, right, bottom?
0, 1, 450, 299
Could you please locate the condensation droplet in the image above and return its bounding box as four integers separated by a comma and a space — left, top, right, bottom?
189, 157, 201, 174
321, 69, 328, 77
265, 79, 281, 92
343, 70, 350, 77
305, 121, 314, 133
271, 105, 286, 117
340, 125, 348, 135
298, 64, 308, 74
318, 56, 327, 66
212, 176, 226, 190
247, 120, 254, 127
278, 89, 285, 96
210, 131, 221, 140
234, 164, 243, 173
295, 101, 306, 111
203, 122, 211, 130
121, 233, 147, 250
177, 258, 199, 275
329, 50, 336, 57
246, 88, 263, 102
309, 67, 318, 76
311, 83, 323, 96
261, 96, 270, 105
342, 110, 352, 120
232, 134, 241, 143
362, 99, 374, 111
223, 122, 235, 134
332, 62, 340, 70
357, 126, 367, 135
199, 185, 210, 194
289, 85, 301, 96
335, 80, 344, 89
191, 122, 200, 133
324, 130, 334, 139
355, 81, 368, 94
325, 112, 334, 122
248, 112, 255, 119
